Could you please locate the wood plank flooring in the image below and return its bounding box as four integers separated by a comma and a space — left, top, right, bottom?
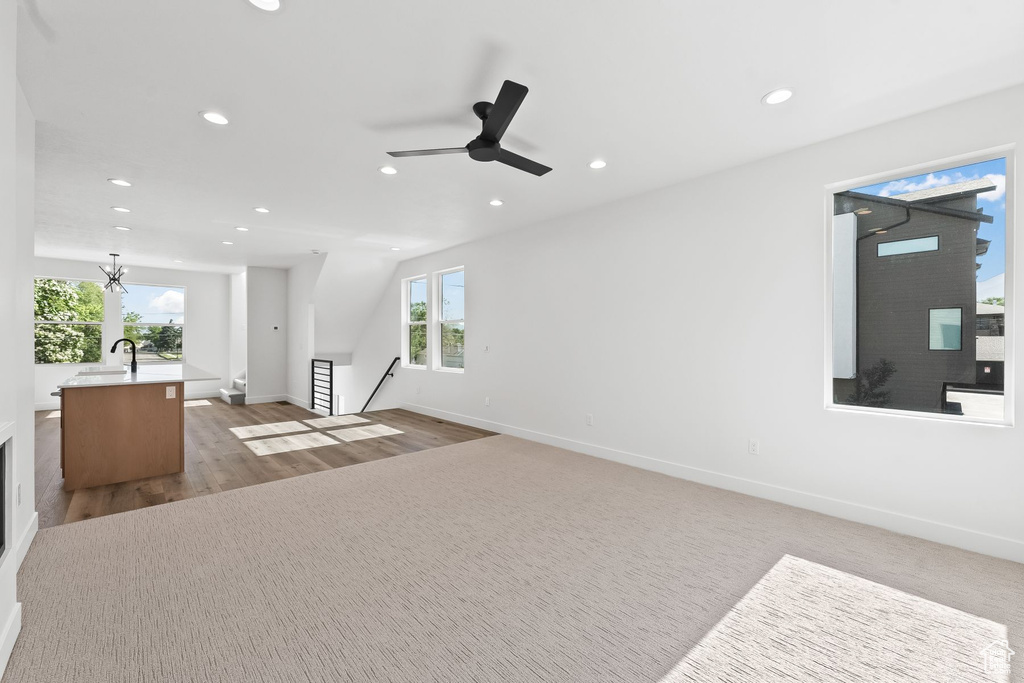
35, 402, 494, 528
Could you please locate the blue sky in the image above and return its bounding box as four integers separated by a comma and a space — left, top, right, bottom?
122, 284, 185, 324
853, 158, 1007, 298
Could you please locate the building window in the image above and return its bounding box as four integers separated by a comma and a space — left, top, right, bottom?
437, 268, 465, 370
877, 235, 939, 257
33, 278, 105, 364
929, 308, 962, 351
830, 154, 1009, 421
404, 277, 427, 367
122, 284, 185, 363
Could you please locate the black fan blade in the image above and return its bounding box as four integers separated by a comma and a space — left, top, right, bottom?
481, 80, 528, 143
388, 147, 468, 158
496, 149, 552, 176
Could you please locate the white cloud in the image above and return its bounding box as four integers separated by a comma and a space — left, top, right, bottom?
878, 172, 954, 197
978, 173, 1005, 202
149, 290, 184, 314
172, 316, 184, 324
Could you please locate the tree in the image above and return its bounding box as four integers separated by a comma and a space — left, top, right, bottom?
33, 279, 102, 364
846, 359, 897, 408
409, 301, 427, 364
981, 296, 1005, 307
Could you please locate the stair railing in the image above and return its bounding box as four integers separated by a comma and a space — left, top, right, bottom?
362, 357, 400, 413
310, 359, 334, 415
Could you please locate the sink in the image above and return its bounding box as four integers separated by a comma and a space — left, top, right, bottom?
77, 366, 128, 376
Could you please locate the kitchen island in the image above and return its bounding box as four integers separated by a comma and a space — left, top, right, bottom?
58, 364, 218, 491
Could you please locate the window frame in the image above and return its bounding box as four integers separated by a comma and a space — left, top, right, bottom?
33, 277, 107, 366
120, 281, 187, 365
824, 145, 1015, 426
402, 275, 428, 369
434, 266, 465, 373
928, 307, 963, 351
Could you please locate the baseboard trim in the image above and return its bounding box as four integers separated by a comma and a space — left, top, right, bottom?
400, 402, 1024, 564
0, 603, 21, 679
286, 395, 310, 410
15, 512, 38, 568
33, 401, 58, 412
245, 394, 288, 405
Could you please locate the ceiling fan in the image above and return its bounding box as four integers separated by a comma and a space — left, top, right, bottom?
387, 80, 552, 176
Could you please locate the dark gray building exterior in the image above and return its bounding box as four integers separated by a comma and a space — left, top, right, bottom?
834, 178, 995, 412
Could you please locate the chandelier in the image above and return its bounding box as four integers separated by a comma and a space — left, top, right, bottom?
100, 253, 129, 293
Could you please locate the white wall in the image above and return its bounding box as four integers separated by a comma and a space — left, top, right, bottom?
229, 272, 247, 382
0, 0, 29, 670
246, 267, 288, 402
286, 255, 326, 408
342, 84, 1024, 564
33, 258, 232, 409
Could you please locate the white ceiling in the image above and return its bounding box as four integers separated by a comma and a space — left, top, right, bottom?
16, 0, 1024, 273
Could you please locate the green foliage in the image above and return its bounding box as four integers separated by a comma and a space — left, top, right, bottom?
981, 296, 1005, 307
846, 359, 897, 408
33, 279, 104, 364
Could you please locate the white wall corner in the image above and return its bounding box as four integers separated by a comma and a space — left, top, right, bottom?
15, 512, 37, 568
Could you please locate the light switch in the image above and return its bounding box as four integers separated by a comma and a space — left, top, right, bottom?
166, 386, 176, 399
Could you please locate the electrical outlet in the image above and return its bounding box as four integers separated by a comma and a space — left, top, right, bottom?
748, 439, 760, 455
166, 386, 176, 399
585, 413, 594, 426
484, 345, 489, 352
484, 396, 490, 407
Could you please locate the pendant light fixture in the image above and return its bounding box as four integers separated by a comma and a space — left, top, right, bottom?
100, 253, 129, 293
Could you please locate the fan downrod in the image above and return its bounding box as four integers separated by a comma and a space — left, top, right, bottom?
472, 101, 493, 121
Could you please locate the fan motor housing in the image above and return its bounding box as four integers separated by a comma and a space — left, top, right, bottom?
467, 138, 500, 162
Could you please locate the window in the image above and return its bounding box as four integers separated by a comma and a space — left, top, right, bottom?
34, 278, 105, 364
405, 277, 427, 367
929, 308, 962, 351
830, 154, 1009, 421
438, 268, 464, 370
122, 284, 185, 363
877, 235, 939, 257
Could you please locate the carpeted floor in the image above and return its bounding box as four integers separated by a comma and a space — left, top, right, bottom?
6, 435, 1023, 682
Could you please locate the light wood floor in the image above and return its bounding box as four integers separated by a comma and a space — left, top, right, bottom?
35, 401, 494, 529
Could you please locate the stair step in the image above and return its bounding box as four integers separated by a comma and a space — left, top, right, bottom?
220, 387, 245, 405
233, 378, 247, 392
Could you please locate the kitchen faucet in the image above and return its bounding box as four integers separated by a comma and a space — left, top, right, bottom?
111, 338, 138, 374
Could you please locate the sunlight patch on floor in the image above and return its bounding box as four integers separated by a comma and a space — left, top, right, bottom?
328, 424, 403, 442
304, 414, 370, 429
183, 399, 212, 408
243, 432, 338, 457
45, 411, 61, 419
230, 421, 311, 439
659, 555, 1010, 683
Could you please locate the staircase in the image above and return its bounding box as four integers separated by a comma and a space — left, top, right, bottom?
220, 372, 246, 405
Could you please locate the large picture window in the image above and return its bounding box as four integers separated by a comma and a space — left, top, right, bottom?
830, 154, 1009, 422
33, 278, 105, 364
122, 284, 185, 363
438, 268, 464, 370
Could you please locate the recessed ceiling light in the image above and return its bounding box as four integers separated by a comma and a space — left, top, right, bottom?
113, 226, 131, 231
235, 226, 249, 232
253, 207, 270, 213
200, 111, 230, 125
761, 88, 793, 105
390, 247, 401, 251
222, 241, 234, 245
489, 199, 504, 206
108, 178, 132, 187
855, 208, 873, 215
111, 206, 130, 213
379, 166, 398, 175
589, 160, 607, 169
247, 0, 281, 11
173, 259, 184, 263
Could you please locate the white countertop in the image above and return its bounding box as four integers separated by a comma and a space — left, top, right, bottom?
58, 364, 219, 389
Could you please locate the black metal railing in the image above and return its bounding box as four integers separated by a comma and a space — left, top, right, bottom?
311, 359, 334, 415
362, 357, 400, 413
